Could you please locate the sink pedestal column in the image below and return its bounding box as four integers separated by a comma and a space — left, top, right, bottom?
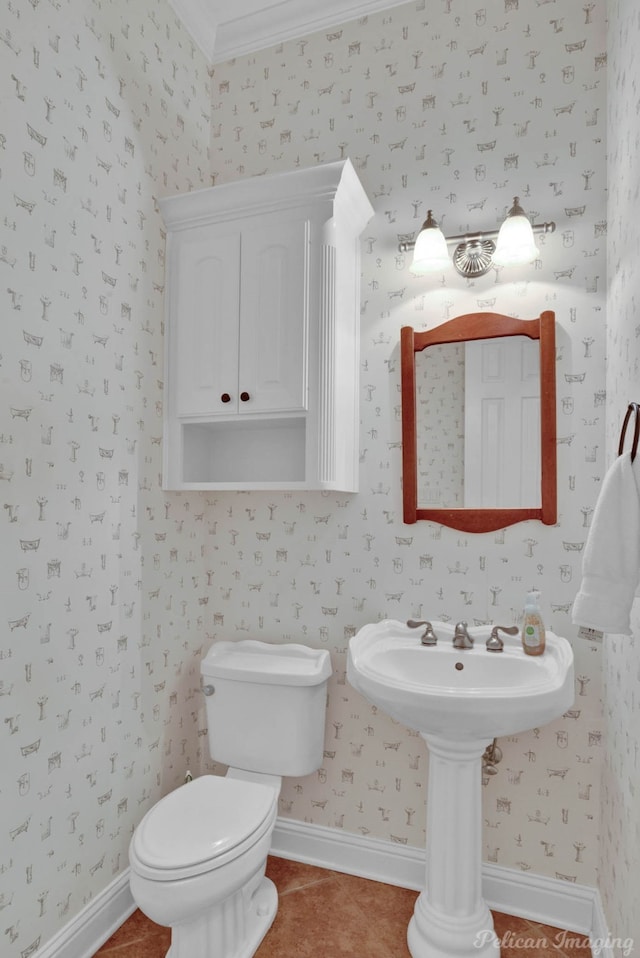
407, 734, 500, 958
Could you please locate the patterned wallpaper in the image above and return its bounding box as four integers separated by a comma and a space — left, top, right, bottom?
0, 1, 212, 954
603, 0, 640, 946
0, 0, 618, 955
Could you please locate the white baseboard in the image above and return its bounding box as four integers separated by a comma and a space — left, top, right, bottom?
272, 816, 426, 891
271, 817, 603, 938
481, 860, 596, 936
590, 894, 617, 958
36, 817, 610, 958
34, 870, 135, 958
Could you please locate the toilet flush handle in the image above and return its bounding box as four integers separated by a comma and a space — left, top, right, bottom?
202, 684, 215, 696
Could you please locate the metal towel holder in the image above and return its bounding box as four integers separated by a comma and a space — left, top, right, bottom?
618, 402, 640, 462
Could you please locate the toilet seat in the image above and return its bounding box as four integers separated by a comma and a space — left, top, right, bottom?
130, 775, 278, 882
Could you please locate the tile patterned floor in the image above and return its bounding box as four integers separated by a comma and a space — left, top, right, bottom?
94, 856, 592, 957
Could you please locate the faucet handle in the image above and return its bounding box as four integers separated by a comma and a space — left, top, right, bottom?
406, 620, 438, 645
486, 624, 519, 652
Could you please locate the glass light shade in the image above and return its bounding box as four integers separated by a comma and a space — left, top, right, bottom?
492, 198, 539, 266
410, 219, 450, 274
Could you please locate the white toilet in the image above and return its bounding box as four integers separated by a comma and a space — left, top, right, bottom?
129, 640, 331, 958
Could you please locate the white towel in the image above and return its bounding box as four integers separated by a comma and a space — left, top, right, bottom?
571, 450, 640, 636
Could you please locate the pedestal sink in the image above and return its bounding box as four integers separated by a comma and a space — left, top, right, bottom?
347, 619, 574, 958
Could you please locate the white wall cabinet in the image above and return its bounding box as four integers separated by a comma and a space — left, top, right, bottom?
159, 160, 373, 491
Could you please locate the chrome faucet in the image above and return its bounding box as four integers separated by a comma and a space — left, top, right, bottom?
407, 620, 438, 646
453, 621, 474, 649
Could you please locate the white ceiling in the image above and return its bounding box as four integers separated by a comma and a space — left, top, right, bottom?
169, 0, 409, 63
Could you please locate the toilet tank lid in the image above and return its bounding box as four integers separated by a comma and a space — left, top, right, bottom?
201, 640, 331, 685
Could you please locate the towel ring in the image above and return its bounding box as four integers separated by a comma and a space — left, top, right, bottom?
618, 402, 640, 462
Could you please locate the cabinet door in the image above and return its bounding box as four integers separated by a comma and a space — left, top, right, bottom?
238, 216, 309, 414
173, 226, 241, 416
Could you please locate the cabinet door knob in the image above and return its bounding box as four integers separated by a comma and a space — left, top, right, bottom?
220, 393, 231, 403
240, 391, 250, 402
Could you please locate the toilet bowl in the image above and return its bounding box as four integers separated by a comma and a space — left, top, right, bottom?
128, 640, 331, 958
129, 774, 280, 957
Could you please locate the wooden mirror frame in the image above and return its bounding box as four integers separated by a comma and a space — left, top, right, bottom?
400, 310, 557, 532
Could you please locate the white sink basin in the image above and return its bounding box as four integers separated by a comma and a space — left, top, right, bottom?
347, 619, 574, 740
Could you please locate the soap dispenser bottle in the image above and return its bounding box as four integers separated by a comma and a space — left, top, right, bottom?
521, 590, 546, 656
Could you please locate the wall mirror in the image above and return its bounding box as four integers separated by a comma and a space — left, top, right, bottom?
400, 310, 557, 532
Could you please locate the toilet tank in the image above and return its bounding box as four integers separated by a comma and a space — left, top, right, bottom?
201, 640, 331, 777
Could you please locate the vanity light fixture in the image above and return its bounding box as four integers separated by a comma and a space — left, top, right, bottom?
399, 197, 556, 279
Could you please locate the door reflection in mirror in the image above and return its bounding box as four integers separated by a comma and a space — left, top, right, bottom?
464, 337, 540, 509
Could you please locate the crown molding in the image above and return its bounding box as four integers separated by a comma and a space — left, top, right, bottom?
170, 0, 410, 64
169, 0, 219, 61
